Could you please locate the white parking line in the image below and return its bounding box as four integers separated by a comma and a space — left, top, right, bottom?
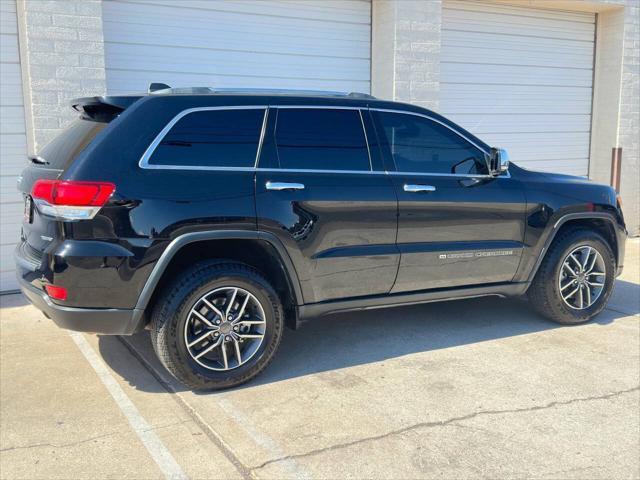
70, 333, 188, 480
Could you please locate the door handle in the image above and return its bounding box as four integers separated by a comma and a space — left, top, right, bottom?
404, 184, 436, 193
265, 181, 305, 191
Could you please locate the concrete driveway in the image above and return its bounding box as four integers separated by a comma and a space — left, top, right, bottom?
1, 239, 638, 479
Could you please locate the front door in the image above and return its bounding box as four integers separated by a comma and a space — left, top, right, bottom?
256, 106, 399, 304
371, 109, 526, 293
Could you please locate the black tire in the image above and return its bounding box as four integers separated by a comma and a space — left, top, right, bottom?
528, 228, 615, 324
150, 261, 284, 390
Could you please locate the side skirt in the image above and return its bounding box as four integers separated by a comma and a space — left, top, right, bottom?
297, 282, 530, 321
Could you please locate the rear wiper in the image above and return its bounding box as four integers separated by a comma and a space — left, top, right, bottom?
28, 155, 49, 165
162, 140, 192, 147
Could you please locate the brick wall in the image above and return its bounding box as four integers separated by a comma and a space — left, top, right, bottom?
16, 0, 106, 152
618, 2, 639, 235
372, 0, 441, 110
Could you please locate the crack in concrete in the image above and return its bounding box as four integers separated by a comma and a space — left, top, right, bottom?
0, 419, 188, 453
0, 432, 119, 452
250, 385, 640, 473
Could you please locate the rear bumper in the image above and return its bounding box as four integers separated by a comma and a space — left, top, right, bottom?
18, 276, 144, 335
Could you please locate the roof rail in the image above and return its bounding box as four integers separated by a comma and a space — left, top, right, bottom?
209, 88, 376, 98
147, 85, 376, 99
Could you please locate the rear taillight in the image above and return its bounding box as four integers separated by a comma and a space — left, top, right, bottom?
44, 284, 67, 301
31, 180, 115, 221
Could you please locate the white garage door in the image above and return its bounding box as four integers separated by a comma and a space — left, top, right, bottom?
102, 0, 371, 95
1, 0, 27, 292
441, 1, 595, 176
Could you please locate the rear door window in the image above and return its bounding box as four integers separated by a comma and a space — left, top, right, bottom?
147, 108, 265, 168
274, 108, 370, 171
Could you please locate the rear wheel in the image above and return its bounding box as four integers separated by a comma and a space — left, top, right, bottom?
150, 261, 284, 390
528, 228, 615, 324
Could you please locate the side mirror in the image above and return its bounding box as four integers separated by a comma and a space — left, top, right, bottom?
490, 148, 510, 176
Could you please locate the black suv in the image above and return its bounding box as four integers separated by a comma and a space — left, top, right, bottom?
16, 87, 626, 390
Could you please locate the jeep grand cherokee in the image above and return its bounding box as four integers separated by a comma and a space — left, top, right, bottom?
15, 86, 627, 390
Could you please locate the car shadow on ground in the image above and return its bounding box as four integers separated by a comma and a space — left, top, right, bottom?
97, 278, 638, 394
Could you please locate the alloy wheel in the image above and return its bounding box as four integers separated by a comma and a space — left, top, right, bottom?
183, 287, 266, 371
558, 245, 606, 310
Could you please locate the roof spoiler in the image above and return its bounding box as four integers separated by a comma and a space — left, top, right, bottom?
70, 95, 142, 121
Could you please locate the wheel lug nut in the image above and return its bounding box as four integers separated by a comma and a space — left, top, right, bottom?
227, 315, 233, 321
214, 332, 219, 337
233, 326, 239, 332
225, 335, 231, 342
215, 319, 220, 325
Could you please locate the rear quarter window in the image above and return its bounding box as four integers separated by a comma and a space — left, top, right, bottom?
147, 108, 265, 168
38, 119, 108, 170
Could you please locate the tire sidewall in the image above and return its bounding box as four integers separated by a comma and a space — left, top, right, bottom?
154, 263, 284, 389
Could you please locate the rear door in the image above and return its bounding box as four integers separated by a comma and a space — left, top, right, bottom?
371, 109, 526, 293
255, 106, 399, 304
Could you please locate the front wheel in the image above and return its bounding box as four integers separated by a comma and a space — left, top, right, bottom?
528, 228, 616, 324
150, 261, 284, 390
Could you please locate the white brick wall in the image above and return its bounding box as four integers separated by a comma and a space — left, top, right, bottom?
372, 0, 441, 110
17, 0, 106, 152
618, 2, 639, 235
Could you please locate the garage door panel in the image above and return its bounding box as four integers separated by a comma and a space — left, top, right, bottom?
444, 9, 595, 42
103, 0, 371, 101
0, 33, 19, 63
105, 44, 369, 81
516, 160, 589, 176
444, 0, 594, 23
103, 18, 369, 60
104, 2, 369, 51
0, 203, 22, 245
0, 0, 26, 291
477, 131, 590, 171
0, 271, 19, 292
0, 134, 27, 176
442, 34, 594, 69
0, 106, 26, 135
442, 84, 593, 115
0, 63, 23, 105
117, 0, 371, 25
1, 176, 22, 204
442, 1, 594, 176
442, 63, 592, 88
453, 114, 591, 135
104, 0, 371, 95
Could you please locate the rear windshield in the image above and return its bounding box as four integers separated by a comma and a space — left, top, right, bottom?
38, 119, 108, 170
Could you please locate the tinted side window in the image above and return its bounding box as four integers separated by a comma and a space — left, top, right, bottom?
274, 108, 370, 171
148, 108, 264, 167
375, 112, 488, 175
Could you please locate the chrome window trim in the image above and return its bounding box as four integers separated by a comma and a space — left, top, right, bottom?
139, 105, 268, 170
253, 108, 269, 168
358, 110, 373, 171
138, 104, 510, 179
